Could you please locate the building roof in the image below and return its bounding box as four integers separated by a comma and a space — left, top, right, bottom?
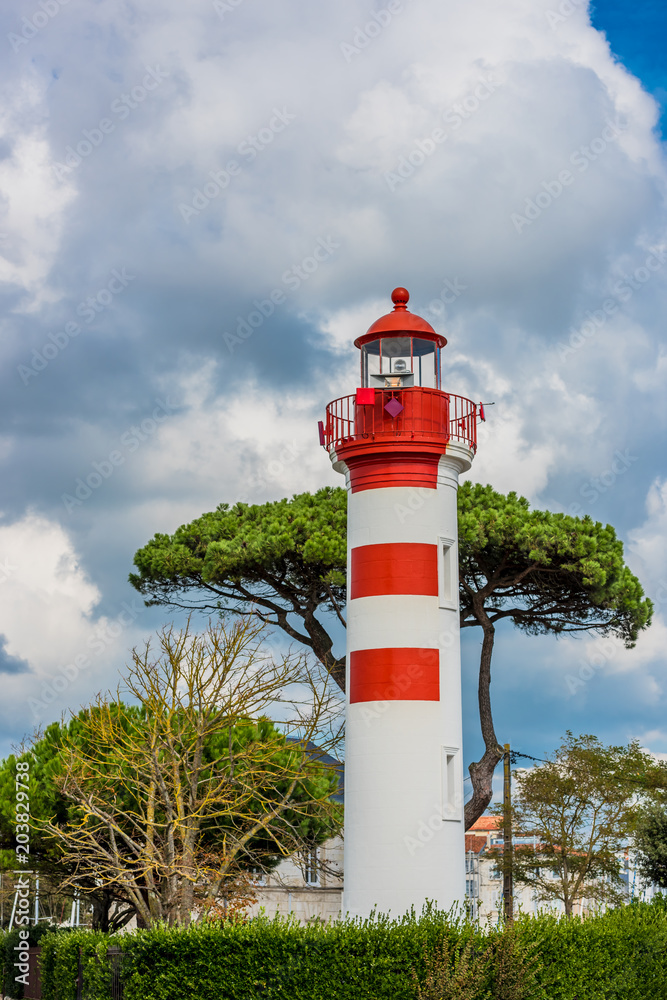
468, 815, 502, 832
465, 834, 488, 854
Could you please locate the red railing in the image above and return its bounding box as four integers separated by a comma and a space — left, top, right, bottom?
323, 388, 477, 453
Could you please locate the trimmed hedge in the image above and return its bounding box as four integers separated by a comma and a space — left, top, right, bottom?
120, 908, 480, 1000
116, 902, 667, 1000
3, 900, 667, 1000
39, 929, 113, 1000
517, 900, 667, 1000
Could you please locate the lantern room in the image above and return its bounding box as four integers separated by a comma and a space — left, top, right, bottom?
320, 286, 479, 460
355, 287, 446, 390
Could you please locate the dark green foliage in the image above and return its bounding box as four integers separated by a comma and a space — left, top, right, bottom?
130, 482, 653, 650
457, 482, 652, 646
38, 929, 113, 1000
414, 921, 543, 1000
15, 900, 667, 1000
634, 804, 667, 888
116, 909, 445, 1000
129, 487, 348, 686
129, 487, 347, 621
516, 901, 667, 1000
488, 922, 543, 1000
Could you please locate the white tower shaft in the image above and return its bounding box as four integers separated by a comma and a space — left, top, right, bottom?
338, 444, 472, 918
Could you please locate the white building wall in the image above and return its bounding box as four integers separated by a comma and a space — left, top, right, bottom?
247, 837, 344, 923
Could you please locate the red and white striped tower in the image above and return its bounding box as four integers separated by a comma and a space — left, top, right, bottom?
320, 287, 479, 918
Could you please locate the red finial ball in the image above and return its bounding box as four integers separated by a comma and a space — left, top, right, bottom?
391, 287, 409, 310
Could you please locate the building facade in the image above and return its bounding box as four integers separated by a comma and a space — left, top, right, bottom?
248, 837, 344, 923
250, 816, 664, 924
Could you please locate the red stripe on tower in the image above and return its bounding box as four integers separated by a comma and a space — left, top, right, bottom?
350, 542, 438, 599
349, 647, 440, 703
345, 453, 439, 492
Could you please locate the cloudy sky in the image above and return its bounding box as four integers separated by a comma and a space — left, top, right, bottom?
1, 0, 666, 788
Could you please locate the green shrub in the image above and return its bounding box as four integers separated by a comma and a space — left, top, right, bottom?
39, 929, 112, 1000
116, 900, 667, 1000
6, 897, 667, 1000
486, 922, 544, 1000
120, 907, 470, 1000
414, 919, 544, 1000
513, 901, 667, 1000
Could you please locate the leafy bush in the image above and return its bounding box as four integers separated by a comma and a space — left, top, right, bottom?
117, 900, 667, 1000
39, 929, 113, 1000
120, 907, 470, 1000
414, 920, 543, 1000
6, 898, 667, 1000
517, 900, 667, 1000
414, 938, 490, 1000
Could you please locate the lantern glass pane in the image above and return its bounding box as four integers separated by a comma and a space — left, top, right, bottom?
361, 336, 441, 388
412, 338, 438, 388
361, 339, 381, 385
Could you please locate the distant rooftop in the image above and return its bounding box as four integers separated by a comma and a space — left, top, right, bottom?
468, 815, 502, 832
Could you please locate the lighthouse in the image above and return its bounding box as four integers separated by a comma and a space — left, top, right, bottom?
321, 287, 478, 918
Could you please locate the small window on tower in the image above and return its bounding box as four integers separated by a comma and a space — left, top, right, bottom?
442, 747, 461, 822
439, 537, 456, 609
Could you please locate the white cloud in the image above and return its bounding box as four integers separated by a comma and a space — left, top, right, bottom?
314, 299, 386, 356
0, 511, 100, 664
1, 0, 667, 761
0, 75, 77, 309
0, 512, 146, 738
628, 478, 667, 600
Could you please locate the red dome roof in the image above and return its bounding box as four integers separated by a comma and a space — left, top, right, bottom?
354, 287, 447, 348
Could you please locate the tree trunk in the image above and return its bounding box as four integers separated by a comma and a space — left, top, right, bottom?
303, 607, 346, 693
464, 611, 504, 830
324, 653, 346, 692
90, 890, 111, 932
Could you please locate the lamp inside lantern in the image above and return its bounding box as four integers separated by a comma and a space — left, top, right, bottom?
360, 336, 440, 389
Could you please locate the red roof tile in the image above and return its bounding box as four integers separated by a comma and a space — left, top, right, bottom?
465, 834, 488, 853
469, 815, 502, 832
